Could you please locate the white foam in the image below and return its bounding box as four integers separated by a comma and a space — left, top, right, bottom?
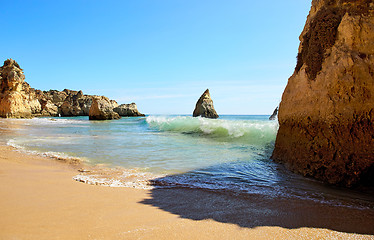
7, 139, 87, 163
146, 115, 279, 144
0, 117, 87, 126
73, 173, 160, 189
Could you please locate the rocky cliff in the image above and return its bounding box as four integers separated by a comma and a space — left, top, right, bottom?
89, 96, 120, 120
193, 89, 219, 119
0, 59, 41, 118
0, 59, 144, 119
272, 0, 374, 187
35, 89, 94, 117
113, 103, 145, 117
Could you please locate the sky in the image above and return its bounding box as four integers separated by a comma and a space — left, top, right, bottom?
1, 0, 311, 115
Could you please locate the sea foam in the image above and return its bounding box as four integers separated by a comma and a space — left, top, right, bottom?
146, 116, 278, 144
7, 139, 86, 164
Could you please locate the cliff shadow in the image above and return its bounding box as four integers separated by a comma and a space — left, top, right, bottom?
140, 176, 374, 235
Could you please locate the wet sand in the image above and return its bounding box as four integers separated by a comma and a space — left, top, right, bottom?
0, 145, 373, 239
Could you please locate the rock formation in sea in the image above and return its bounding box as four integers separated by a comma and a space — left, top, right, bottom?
0, 59, 41, 118
35, 89, 94, 117
89, 96, 121, 120
269, 106, 278, 120
0, 59, 145, 118
272, 0, 374, 187
113, 103, 145, 117
193, 89, 219, 119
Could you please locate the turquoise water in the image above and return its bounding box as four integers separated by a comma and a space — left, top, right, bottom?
0, 115, 373, 209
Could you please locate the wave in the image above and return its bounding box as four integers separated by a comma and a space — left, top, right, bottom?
7, 139, 86, 164
146, 116, 278, 145
0, 117, 88, 128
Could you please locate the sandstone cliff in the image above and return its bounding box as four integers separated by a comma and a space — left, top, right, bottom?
35, 89, 94, 117
0, 59, 145, 118
89, 96, 121, 120
193, 89, 219, 119
113, 103, 145, 117
272, 0, 374, 187
0, 59, 41, 118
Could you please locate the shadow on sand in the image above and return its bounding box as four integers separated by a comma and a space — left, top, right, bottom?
140, 178, 374, 235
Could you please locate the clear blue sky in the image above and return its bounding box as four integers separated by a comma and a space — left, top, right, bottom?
1, 0, 310, 115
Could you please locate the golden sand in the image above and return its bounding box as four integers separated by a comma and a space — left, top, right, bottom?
0, 145, 373, 240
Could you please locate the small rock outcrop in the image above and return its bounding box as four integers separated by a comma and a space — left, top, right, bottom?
0, 59, 41, 118
272, 0, 374, 187
269, 107, 278, 120
193, 89, 219, 119
113, 103, 145, 117
89, 96, 121, 120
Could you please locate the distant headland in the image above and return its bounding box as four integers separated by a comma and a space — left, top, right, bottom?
0, 59, 144, 119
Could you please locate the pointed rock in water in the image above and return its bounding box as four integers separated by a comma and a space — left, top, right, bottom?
0, 59, 41, 118
269, 107, 278, 120
272, 0, 374, 187
193, 89, 219, 119
89, 96, 121, 120
113, 103, 145, 117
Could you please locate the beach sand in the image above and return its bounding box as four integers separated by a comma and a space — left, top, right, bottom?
0, 145, 373, 240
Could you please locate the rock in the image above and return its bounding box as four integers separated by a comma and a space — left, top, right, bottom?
36, 89, 94, 116
269, 107, 278, 120
89, 96, 121, 120
0, 59, 41, 118
40, 99, 59, 116
193, 89, 219, 119
113, 103, 145, 117
272, 0, 374, 187
0, 59, 141, 119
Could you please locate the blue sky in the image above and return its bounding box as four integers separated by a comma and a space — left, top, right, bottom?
1, 0, 310, 114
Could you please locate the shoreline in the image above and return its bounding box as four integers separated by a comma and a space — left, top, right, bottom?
6, 142, 160, 189
1, 145, 374, 239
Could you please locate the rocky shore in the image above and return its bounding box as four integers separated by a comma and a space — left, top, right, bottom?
272, 0, 374, 187
0, 59, 144, 119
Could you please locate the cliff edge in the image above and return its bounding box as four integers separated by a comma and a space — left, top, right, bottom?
272, 0, 374, 187
0, 59, 144, 118
0, 59, 41, 118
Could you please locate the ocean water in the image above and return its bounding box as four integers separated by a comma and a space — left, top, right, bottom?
0, 115, 373, 209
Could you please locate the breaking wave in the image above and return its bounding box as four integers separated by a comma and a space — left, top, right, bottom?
146, 116, 278, 145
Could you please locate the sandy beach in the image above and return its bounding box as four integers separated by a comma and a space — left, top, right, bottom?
0, 145, 373, 240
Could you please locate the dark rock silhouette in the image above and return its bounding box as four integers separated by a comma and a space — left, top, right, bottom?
269, 107, 278, 120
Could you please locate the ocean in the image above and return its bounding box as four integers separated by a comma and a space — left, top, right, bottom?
0, 115, 373, 210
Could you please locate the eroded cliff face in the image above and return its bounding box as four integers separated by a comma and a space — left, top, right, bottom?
113, 103, 145, 117
0, 59, 144, 119
35, 89, 94, 117
0, 59, 41, 118
272, 0, 374, 187
89, 96, 121, 120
